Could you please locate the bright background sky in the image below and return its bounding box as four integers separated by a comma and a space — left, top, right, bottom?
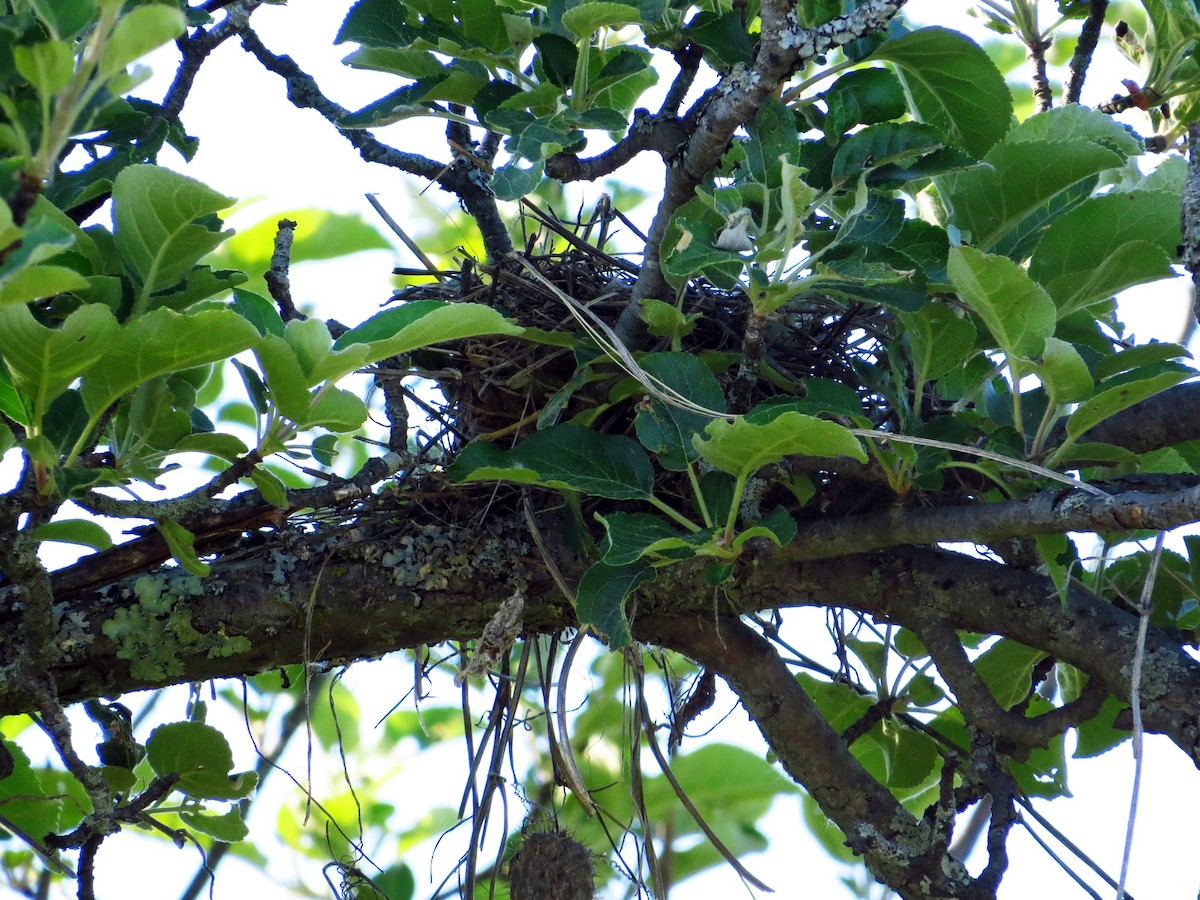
7, 2, 1200, 898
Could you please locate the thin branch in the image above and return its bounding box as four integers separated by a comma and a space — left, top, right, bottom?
236, 27, 514, 263
1066, 0, 1110, 104
1184, 123, 1200, 328
263, 218, 300, 321
1028, 36, 1054, 112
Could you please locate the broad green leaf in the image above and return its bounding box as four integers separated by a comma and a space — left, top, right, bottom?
34, 518, 113, 551
255, 334, 315, 422
250, 466, 289, 508
97, 6, 186, 79
176, 769, 258, 801
157, 519, 211, 577
974, 639, 1047, 710
174, 432, 249, 461
80, 308, 260, 417
492, 158, 546, 200
113, 165, 234, 304
947, 246, 1055, 360
684, 11, 756, 68
332, 301, 522, 377
180, 808, 249, 842
639, 299, 700, 341
305, 386, 368, 432
873, 27, 1012, 158
14, 41, 75, 98
1029, 190, 1181, 316
30, 0, 96, 40
943, 139, 1122, 250
0, 264, 90, 307
146, 721, 234, 778
831, 122, 947, 185
575, 561, 653, 647
1073, 693, 1130, 758
823, 67, 907, 137
1006, 104, 1143, 157
0, 302, 118, 422
902, 304, 977, 383
561, 2, 640, 38
1036, 337, 1093, 405
1065, 370, 1192, 440
0, 739, 63, 847
1093, 342, 1191, 381
661, 217, 746, 290
731, 506, 797, 551
597, 512, 714, 565
449, 424, 654, 499
230, 288, 285, 338
694, 413, 867, 480
634, 352, 725, 470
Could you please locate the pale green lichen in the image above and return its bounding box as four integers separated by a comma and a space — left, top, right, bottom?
102, 574, 250, 681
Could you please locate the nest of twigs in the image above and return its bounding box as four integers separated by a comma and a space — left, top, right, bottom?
386, 202, 900, 459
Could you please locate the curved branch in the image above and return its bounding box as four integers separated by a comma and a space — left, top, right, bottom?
236, 28, 513, 263
1081, 382, 1200, 451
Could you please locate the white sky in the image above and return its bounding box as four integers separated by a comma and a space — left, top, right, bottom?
6, 2, 1200, 899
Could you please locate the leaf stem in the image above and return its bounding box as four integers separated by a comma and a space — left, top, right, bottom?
647, 495, 702, 533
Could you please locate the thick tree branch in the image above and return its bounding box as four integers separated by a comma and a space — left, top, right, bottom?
788, 480, 1200, 561
642, 615, 986, 899
1081, 382, 1200, 451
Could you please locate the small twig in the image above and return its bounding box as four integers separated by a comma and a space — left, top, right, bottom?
1117, 531, 1164, 899
1182, 124, 1200, 327
1066, 0, 1110, 104
629, 647, 773, 893
365, 194, 443, 282
263, 218, 300, 321
1028, 36, 1054, 112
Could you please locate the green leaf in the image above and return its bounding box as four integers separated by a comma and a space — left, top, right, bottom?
943, 139, 1122, 250
575, 561, 653, 647
30, 0, 96, 40
112, 165, 234, 305
34, 518, 112, 551
80, 309, 259, 418
731, 506, 797, 551
947, 246, 1055, 360
250, 467, 289, 508
332, 301, 522, 377
694, 412, 866, 480
1073, 693, 1130, 758
230, 288, 285, 338
0, 302, 119, 424
0, 264, 90, 307
14, 41, 75, 98
823, 67, 907, 137
1036, 337, 1093, 405
0, 739, 63, 847
561, 2, 641, 38
305, 386, 368, 432
902, 304, 977, 383
157, 519, 211, 577
449, 424, 654, 499
974, 639, 1047, 710
146, 721, 234, 778
639, 299, 700, 341
176, 769, 258, 802
1066, 370, 1192, 439
1005, 104, 1142, 157
180, 807, 250, 842
1029, 190, 1182, 317
831, 122, 948, 185
633, 352, 725, 470
684, 11, 756, 68
872, 27, 1012, 158
597, 512, 714, 565
97, 5, 186, 79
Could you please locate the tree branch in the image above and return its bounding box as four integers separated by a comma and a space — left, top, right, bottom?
1065, 0, 1109, 104
236, 28, 514, 263
786, 480, 1200, 561
619, 0, 908, 343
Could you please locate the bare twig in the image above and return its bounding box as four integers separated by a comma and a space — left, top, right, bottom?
1066, 0, 1110, 103
264, 218, 300, 320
